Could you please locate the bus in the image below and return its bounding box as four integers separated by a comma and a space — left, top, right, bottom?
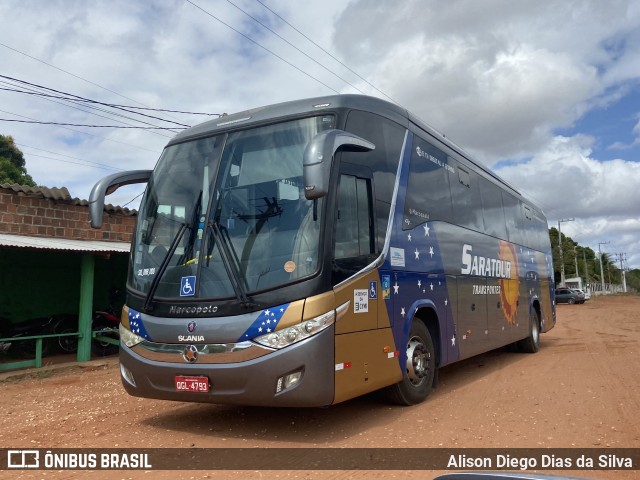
89, 94, 555, 407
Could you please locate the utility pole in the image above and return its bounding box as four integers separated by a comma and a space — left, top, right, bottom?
583, 248, 589, 293
558, 218, 574, 286
615, 253, 628, 293
598, 241, 610, 295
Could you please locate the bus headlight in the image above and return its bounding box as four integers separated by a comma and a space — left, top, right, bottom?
253, 301, 349, 349
119, 323, 144, 348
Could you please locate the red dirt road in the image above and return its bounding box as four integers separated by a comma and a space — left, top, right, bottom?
1, 295, 639, 480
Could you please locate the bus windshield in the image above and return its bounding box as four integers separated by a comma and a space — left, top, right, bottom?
129, 115, 334, 301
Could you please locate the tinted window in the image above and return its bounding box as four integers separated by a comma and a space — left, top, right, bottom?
479, 177, 507, 239
531, 207, 550, 252
343, 111, 406, 251
333, 173, 375, 284
334, 175, 373, 259
450, 159, 484, 232
502, 192, 524, 246
404, 135, 454, 229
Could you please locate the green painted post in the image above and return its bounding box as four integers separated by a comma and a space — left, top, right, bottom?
77, 253, 95, 362
35, 338, 42, 368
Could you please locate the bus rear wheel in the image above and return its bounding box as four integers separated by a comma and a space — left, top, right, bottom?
386, 320, 436, 406
517, 310, 540, 353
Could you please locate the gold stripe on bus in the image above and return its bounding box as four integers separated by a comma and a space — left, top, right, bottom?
333, 270, 392, 334
121, 305, 130, 329
300, 291, 336, 322
272, 299, 305, 330
334, 328, 402, 404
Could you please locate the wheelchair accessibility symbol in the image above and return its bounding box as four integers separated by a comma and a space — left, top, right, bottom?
180, 276, 196, 297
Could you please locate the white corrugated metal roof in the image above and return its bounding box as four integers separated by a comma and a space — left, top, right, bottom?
0, 233, 131, 253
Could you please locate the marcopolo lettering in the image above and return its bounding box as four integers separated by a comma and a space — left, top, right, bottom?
169, 305, 218, 315
461, 244, 511, 279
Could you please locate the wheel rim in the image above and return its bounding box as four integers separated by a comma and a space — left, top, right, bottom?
406, 336, 430, 386
532, 317, 540, 346
58, 328, 78, 353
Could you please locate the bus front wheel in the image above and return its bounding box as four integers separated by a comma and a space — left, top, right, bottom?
386, 319, 436, 406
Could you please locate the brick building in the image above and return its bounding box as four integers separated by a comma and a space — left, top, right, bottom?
0, 183, 134, 242
0, 183, 137, 365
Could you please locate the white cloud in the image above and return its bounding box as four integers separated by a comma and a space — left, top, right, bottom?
497, 135, 640, 217
330, 0, 640, 267
332, 0, 640, 161
1, 0, 640, 268
496, 135, 640, 267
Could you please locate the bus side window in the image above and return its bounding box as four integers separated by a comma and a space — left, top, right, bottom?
479, 177, 508, 240
502, 191, 524, 246
449, 160, 483, 232
403, 136, 454, 229
332, 173, 375, 285
343, 110, 405, 253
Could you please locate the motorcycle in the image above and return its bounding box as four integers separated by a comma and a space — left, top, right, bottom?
55, 308, 120, 357
55, 287, 122, 357
90, 308, 120, 357
0, 315, 58, 358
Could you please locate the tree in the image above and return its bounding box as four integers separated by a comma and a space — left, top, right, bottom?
627, 269, 640, 292
549, 227, 618, 286
0, 134, 36, 186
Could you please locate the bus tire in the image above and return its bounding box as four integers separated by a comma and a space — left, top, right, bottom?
518, 310, 540, 353
386, 320, 436, 406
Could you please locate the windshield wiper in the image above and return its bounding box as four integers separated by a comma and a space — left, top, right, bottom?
144, 193, 203, 310
209, 221, 259, 309
143, 222, 188, 311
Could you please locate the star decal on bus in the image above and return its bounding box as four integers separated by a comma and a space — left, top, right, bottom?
237, 303, 290, 341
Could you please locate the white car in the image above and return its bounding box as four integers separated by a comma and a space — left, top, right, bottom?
574, 288, 591, 300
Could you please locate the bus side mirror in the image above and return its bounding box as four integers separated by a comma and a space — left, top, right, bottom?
88, 170, 152, 228
303, 129, 375, 200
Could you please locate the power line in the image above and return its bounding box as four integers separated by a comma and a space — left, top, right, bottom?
18, 151, 122, 172
98, 104, 218, 116
2, 83, 219, 116
0, 84, 186, 131
0, 117, 186, 130
122, 191, 145, 208
185, 0, 340, 94
0, 41, 186, 123
0, 109, 161, 154
0, 75, 192, 128
253, 0, 398, 104
223, 0, 364, 95
17, 142, 123, 171
0, 83, 177, 138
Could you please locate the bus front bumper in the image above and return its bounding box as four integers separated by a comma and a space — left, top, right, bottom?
118, 324, 335, 407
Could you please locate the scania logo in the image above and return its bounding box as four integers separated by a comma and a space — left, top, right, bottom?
183, 345, 199, 363
187, 321, 196, 333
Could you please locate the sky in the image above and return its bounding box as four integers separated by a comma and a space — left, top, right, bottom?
1, 0, 639, 270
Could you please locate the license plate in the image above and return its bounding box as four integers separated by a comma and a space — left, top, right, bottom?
175, 375, 209, 393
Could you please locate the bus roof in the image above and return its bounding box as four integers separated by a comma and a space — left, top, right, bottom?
167, 94, 543, 216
